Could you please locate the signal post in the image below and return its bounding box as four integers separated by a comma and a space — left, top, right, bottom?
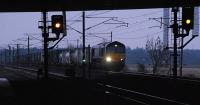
172, 8, 178, 78
172, 6, 194, 78
39, 13, 64, 79
42, 12, 49, 79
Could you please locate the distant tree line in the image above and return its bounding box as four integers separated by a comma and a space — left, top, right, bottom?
126, 48, 200, 65
1, 47, 200, 66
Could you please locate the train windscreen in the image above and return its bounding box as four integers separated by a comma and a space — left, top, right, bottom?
106, 46, 125, 53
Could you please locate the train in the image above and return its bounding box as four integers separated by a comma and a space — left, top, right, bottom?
14, 41, 126, 72
47, 41, 126, 71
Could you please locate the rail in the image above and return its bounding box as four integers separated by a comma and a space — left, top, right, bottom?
97, 83, 189, 105
105, 70, 200, 83
1, 65, 69, 79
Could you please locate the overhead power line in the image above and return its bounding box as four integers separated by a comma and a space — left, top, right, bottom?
113, 26, 157, 35
115, 31, 163, 40
119, 10, 162, 20
86, 10, 113, 17
95, 19, 149, 33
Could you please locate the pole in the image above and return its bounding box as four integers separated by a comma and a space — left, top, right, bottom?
77, 39, 79, 49
82, 11, 86, 78
111, 32, 113, 42
43, 11, 49, 79
77, 39, 79, 64
62, 11, 67, 36
17, 44, 19, 67
172, 8, 178, 78
180, 27, 184, 77
88, 44, 91, 80
0, 52, 2, 64
12, 47, 14, 65
0, 52, 1, 64
55, 45, 58, 63
4, 49, 6, 64
28, 36, 30, 68
180, 37, 183, 77
8, 45, 11, 65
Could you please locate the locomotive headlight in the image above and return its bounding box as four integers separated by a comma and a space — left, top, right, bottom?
106, 56, 112, 62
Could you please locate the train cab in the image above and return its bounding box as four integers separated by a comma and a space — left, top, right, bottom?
104, 41, 126, 70
91, 41, 126, 71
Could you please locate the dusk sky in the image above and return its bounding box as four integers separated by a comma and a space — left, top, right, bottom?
0, 8, 199, 49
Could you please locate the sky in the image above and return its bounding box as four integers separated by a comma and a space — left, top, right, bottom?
0, 8, 199, 49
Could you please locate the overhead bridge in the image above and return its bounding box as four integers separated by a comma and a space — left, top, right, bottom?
0, 0, 200, 12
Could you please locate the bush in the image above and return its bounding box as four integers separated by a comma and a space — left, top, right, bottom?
137, 63, 146, 73
185, 74, 196, 78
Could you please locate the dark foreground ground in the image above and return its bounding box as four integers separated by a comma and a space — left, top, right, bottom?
0, 66, 200, 105
5, 79, 103, 105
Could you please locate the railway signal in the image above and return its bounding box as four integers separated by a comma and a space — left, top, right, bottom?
51, 15, 64, 34
182, 7, 194, 32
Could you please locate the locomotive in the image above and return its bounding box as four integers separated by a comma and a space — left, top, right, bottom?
91, 41, 126, 71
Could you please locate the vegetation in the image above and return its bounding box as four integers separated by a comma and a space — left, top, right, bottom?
136, 63, 146, 73
126, 47, 150, 64
1, 46, 200, 66
126, 48, 200, 65
146, 37, 169, 74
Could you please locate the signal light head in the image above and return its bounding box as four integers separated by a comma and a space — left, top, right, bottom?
55, 22, 61, 28
51, 15, 64, 34
182, 7, 194, 30
186, 19, 191, 24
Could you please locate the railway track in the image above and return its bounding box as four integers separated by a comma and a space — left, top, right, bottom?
2, 65, 69, 80
103, 70, 200, 83
2, 65, 199, 104
3, 64, 200, 84
96, 83, 188, 105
